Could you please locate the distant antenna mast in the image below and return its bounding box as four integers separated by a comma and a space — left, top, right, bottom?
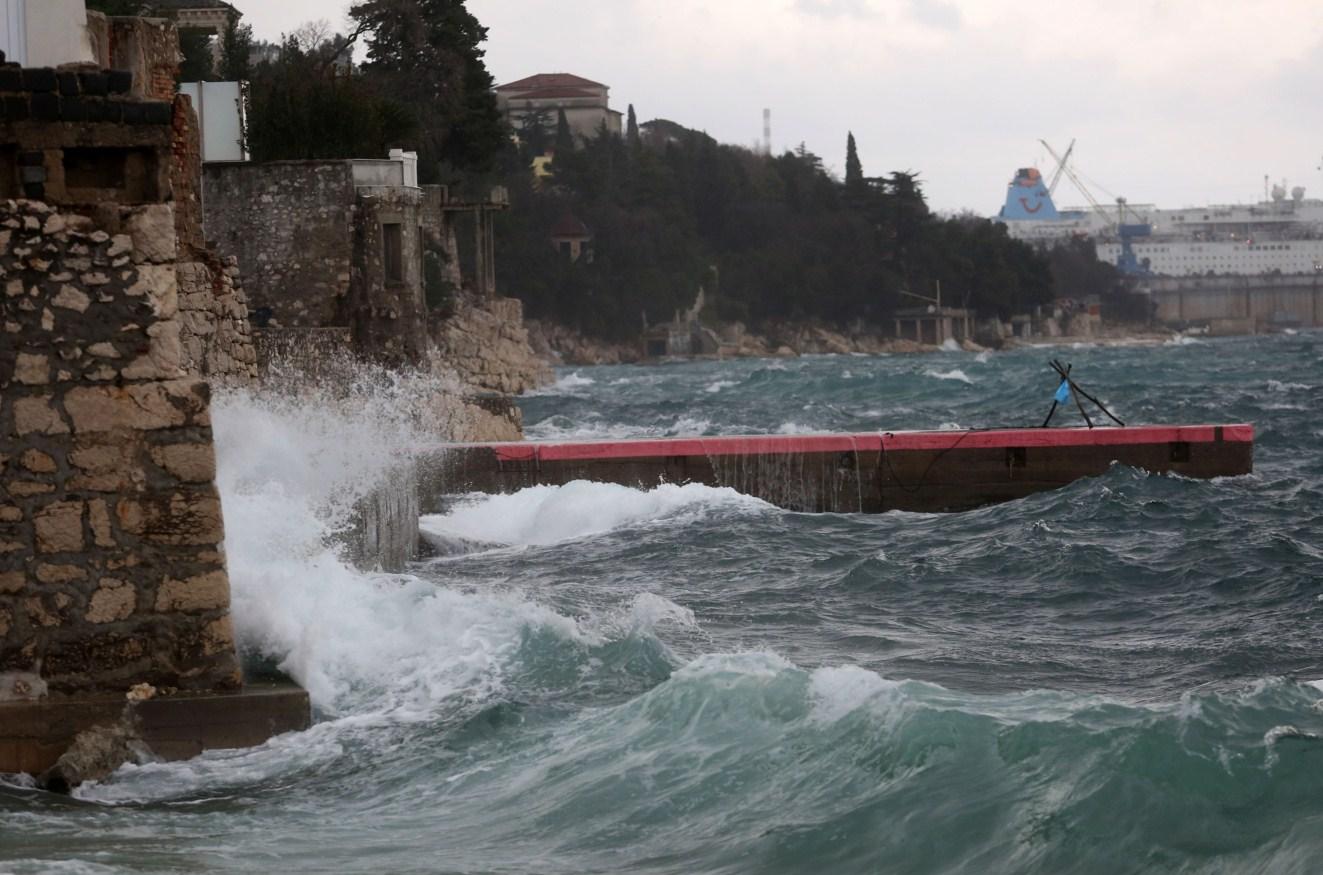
762, 108, 771, 155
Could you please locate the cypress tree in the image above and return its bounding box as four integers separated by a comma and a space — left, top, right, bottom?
845, 131, 865, 199
555, 108, 575, 157
626, 104, 640, 150
220, 22, 254, 82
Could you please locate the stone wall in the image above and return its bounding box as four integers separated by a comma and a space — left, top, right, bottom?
251, 327, 353, 376
170, 96, 255, 383
0, 198, 241, 698
176, 254, 257, 381
202, 162, 357, 330
351, 187, 430, 366
86, 15, 180, 103
431, 293, 551, 395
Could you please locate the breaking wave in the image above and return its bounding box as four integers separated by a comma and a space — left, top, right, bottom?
923, 367, 973, 384
421, 481, 768, 548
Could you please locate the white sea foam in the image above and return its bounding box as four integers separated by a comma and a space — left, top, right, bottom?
940, 338, 962, 352
775, 421, 817, 434
705, 379, 737, 393
808, 665, 904, 723
623, 592, 698, 634
523, 414, 714, 442
211, 382, 583, 717
525, 371, 596, 396
1266, 379, 1312, 392
924, 368, 973, 384
975, 350, 992, 363
1165, 334, 1203, 346
523, 416, 646, 441
421, 480, 767, 548
673, 651, 794, 680
671, 415, 713, 434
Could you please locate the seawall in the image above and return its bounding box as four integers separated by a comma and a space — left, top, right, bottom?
433, 425, 1254, 514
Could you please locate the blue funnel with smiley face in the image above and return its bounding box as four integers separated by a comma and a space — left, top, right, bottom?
999, 167, 1060, 220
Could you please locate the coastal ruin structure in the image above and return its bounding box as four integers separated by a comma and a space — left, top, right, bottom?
893, 305, 974, 346
0, 11, 305, 783
202, 156, 548, 398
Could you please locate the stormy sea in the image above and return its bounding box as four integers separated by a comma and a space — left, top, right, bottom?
3, 331, 1322, 874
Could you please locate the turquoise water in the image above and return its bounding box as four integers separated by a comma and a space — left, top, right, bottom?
3, 333, 1322, 874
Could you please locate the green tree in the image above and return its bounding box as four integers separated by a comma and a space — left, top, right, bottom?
347, 0, 509, 180
219, 22, 254, 82
844, 131, 865, 200
491, 114, 1066, 342
177, 29, 215, 82
554, 108, 575, 158
626, 104, 640, 151
245, 32, 417, 162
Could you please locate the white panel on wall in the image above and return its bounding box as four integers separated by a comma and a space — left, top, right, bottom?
23, 0, 93, 67
0, 0, 29, 67
181, 80, 248, 163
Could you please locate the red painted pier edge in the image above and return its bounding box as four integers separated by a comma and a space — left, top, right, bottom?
435, 424, 1254, 514
461, 424, 1255, 463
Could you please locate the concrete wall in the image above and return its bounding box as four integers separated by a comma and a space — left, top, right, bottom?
1147, 274, 1323, 326
202, 161, 357, 329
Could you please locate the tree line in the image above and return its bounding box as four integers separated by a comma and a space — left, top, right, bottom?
87, 0, 1128, 342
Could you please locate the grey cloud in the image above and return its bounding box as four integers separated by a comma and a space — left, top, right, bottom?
794, 0, 879, 20
909, 0, 961, 31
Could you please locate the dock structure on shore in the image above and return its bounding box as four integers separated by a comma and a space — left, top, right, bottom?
438, 425, 1254, 514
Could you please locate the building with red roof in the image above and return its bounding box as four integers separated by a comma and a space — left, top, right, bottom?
495, 73, 622, 142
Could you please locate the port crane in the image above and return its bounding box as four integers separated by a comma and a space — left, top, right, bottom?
1046, 138, 1075, 196
1039, 138, 1153, 275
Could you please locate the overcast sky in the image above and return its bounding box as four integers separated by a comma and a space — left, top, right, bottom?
233, 0, 1323, 215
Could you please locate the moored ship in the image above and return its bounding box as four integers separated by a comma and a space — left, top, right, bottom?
996, 163, 1323, 277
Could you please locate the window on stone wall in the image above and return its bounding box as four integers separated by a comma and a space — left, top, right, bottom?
62, 147, 159, 203
383, 223, 404, 284
0, 149, 16, 199
417, 225, 426, 280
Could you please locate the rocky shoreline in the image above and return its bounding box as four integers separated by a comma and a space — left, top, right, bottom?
524, 318, 1172, 367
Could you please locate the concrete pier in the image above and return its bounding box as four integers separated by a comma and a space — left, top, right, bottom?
437, 425, 1254, 513
0, 683, 311, 776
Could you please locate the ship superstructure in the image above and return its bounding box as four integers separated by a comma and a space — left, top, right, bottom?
996, 156, 1323, 277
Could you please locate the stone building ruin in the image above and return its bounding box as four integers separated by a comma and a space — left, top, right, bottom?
0, 11, 305, 782
202, 155, 549, 398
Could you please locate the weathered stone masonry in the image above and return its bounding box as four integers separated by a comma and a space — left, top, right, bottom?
0, 27, 307, 780
0, 200, 241, 697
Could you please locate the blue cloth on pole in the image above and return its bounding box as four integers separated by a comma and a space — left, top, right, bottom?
1054, 380, 1071, 404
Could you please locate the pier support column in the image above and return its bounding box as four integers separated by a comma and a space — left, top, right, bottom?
472, 208, 499, 299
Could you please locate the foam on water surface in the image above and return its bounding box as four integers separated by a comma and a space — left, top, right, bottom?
9, 335, 1323, 874
422, 480, 768, 548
